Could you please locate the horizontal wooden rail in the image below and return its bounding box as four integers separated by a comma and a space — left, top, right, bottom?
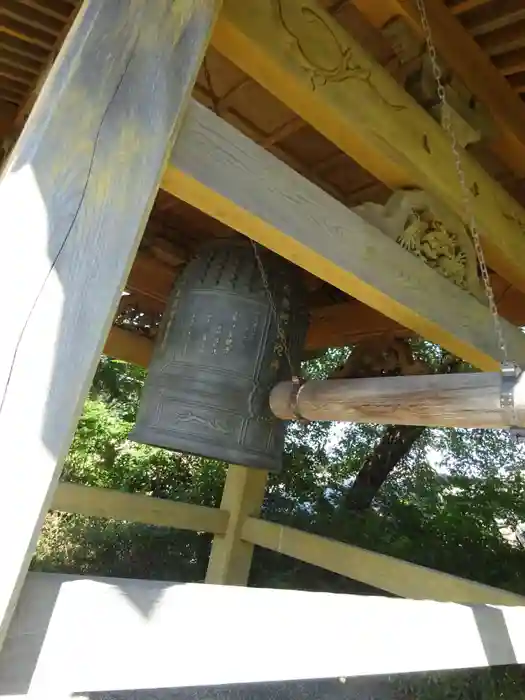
242, 518, 525, 606
52, 482, 229, 535
164, 100, 525, 371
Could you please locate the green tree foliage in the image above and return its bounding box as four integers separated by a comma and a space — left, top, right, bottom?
33, 350, 525, 698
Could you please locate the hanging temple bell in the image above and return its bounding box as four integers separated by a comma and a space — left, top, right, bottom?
130, 239, 309, 472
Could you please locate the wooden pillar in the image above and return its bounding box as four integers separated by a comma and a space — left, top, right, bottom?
206, 466, 269, 585
0, 0, 221, 648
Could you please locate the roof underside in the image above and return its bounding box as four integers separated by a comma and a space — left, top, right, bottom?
2, 0, 525, 348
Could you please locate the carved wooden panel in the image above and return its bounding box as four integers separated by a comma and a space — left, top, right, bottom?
355, 189, 485, 301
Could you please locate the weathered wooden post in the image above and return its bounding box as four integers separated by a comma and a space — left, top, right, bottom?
0, 0, 221, 648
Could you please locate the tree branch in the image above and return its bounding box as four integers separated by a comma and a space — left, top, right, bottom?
342, 351, 463, 511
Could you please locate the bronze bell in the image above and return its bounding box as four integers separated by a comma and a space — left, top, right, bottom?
129, 238, 308, 472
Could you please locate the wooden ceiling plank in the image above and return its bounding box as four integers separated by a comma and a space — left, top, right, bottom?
0, 32, 48, 62
462, 0, 525, 36
477, 19, 525, 56
163, 100, 525, 370
493, 47, 525, 75
0, 19, 55, 51
260, 116, 303, 147
449, 0, 491, 15
16, 0, 74, 23
508, 72, 525, 92
0, 46, 41, 74
211, 0, 525, 295
0, 91, 21, 106
0, 61, 34, 85
216, 76, 251, 109
1, 0, 65, 36
0, 79, 25, 98
355, 0, 525, 176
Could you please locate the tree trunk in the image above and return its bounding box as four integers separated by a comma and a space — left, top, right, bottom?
343, 356, 463, 511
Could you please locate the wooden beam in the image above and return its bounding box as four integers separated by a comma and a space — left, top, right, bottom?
450, 0, 491, 14
210, 0, 525, 293
52, 482, 228, 534
462, 0, 525, 37
309, 300, 406, 347
242, 518, 525, 605
126, 252, 178, 303
104, 326, 154, 367
0, 0, 221, 651
162, 101, 525, 371
270, 370, 525, 428
206, 465, 268, 585
103, 296, 408, 368
3, 573, 525, 694
104, 264, 525, 366
354, 0, 525, 179
493, 47, 525, 76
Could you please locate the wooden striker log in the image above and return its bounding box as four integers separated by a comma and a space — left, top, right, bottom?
270, 372, 525, 429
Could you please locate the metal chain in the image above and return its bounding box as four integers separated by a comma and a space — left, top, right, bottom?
415, 0, 509, 366
249, 239, 300, 380
203, 59, 304, 410
416, 0, 524, 437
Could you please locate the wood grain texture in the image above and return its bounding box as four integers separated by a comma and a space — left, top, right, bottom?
52, 482, 228, 534
395, 0, 525, 178
242, 518, 525, 605
163, 101, 525, 371
211, 0, 525, 292
270, 371, 525, 428
0, 0, 220, 650
104, 326, 154, 367
2, 572, 525, 694
205, 465, 268, 585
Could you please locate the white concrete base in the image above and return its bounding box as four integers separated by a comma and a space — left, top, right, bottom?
1, 573, 524, 695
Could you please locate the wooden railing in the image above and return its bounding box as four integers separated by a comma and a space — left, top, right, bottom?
51, 480, 525, 606
53, 482, 228, 534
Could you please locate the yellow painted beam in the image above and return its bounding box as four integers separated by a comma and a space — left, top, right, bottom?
206, 465, 268, 585
163, 101, 525, 371
52, 482, 229, 535
242, 518, 525, 606
353, 0, 525, 179
211, 0, 525, 294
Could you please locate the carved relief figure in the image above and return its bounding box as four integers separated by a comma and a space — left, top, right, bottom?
272, 0, 405, 111
355, 190, 485, 301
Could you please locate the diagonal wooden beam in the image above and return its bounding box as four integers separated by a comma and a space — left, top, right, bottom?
242, 518, 525, 604
210, 0, 525, 294
354, 0, 525, 179
162, 100, 525, 371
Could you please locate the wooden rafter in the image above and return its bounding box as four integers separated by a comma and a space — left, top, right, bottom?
449, 0, 490, 14
462, 0, 525, 37
2, 571, 525, 694
210, 0, 525, 295
354, 0, 525, 179
162, 100, 525, 371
